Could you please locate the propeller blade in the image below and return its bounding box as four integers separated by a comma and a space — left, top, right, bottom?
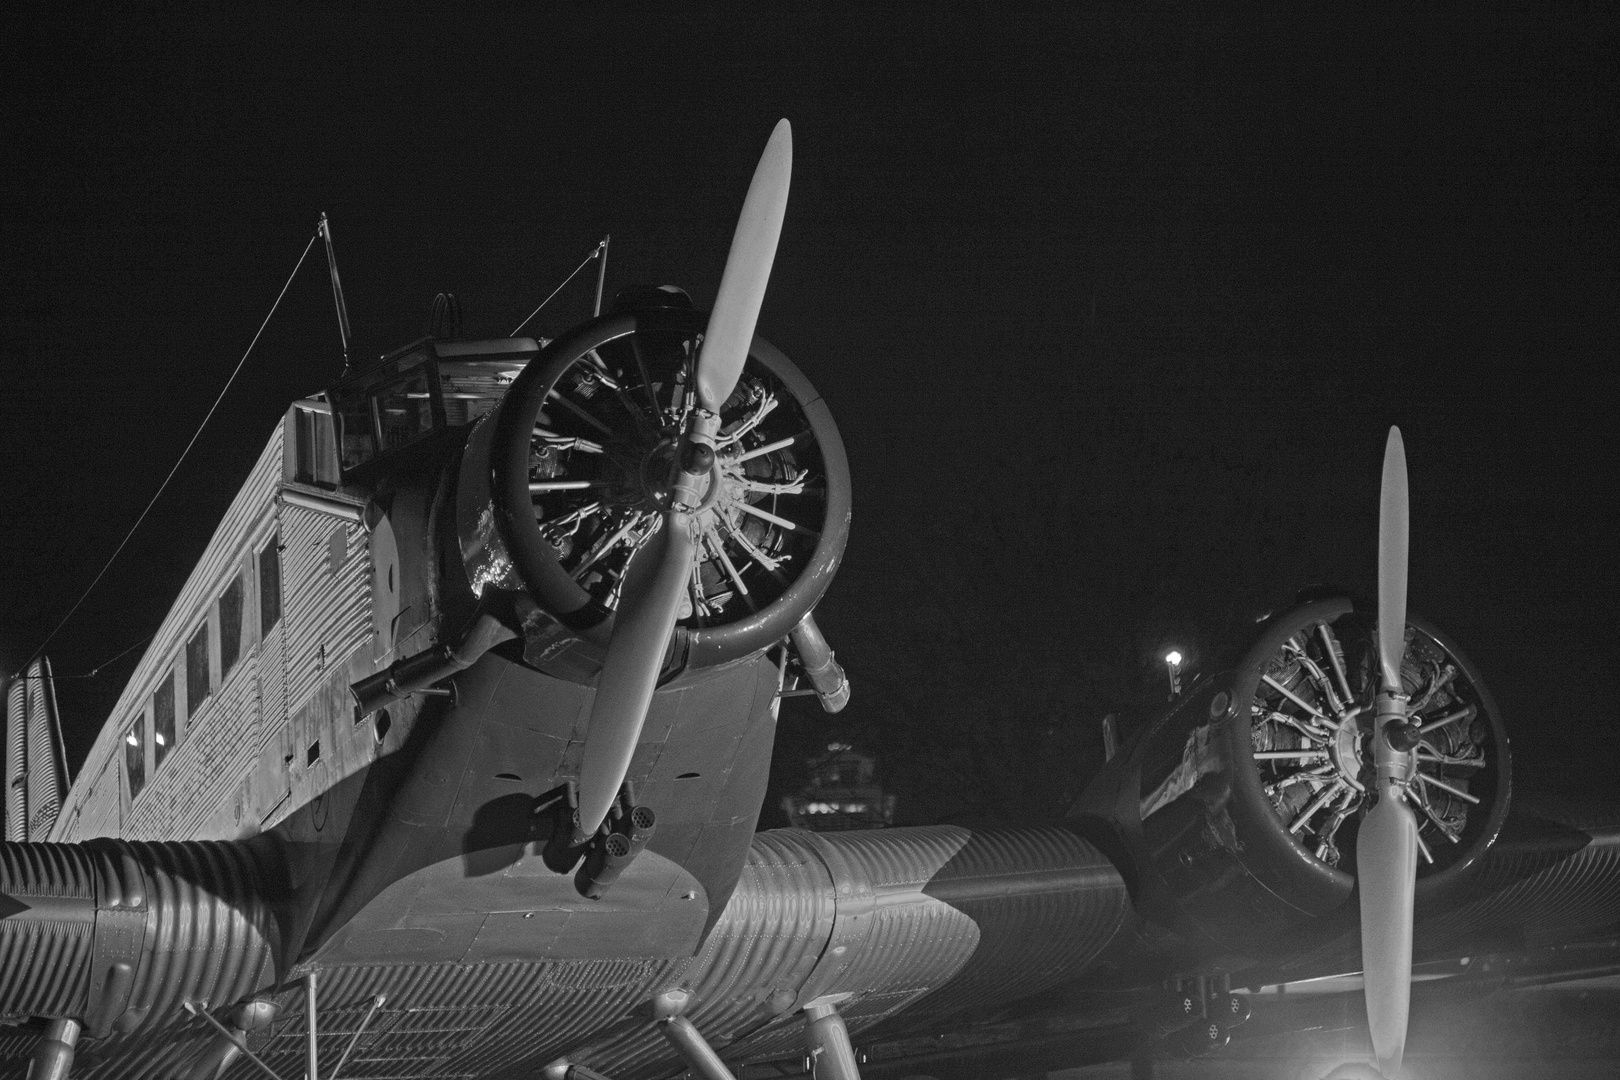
694, 118, 792, 413
1358, 784, 1419, 1077
1377, 426, 1409, 693
573, 513, 696, 840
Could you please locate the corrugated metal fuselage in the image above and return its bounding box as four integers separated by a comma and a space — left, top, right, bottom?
11, 403, 1135, 1079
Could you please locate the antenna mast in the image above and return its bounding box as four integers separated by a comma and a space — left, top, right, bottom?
319, 213, 353, 369
593, 235, 611, 316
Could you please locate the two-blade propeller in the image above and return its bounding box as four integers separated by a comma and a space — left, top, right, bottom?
570, 119, 793, 846
1356, 426, 1420, 1078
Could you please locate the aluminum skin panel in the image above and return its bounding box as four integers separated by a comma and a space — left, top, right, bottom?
0, 838, 277, 1044
3, 677, 26, 842
24, 659, 66, 842
281, 504, 370, 718
124, 655, 262, 841
577, 825, 1129, 1080
0, 842, 97, 1019
58, 424, 284, 843
3, 660, 69, 843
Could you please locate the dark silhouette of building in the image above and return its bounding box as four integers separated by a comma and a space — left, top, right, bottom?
782, 742, 897, 831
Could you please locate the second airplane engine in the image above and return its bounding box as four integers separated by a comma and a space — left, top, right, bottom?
1072, 595, 1511, 956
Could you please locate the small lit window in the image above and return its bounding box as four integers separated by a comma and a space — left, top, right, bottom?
153, 673, 176, 770
259, 538, 282, 636
125, 721, 147, 800
220, 575, 244, 678
186, 624, 211, 715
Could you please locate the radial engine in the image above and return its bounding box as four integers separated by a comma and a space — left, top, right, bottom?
1071, 594, 1511, 955
343, 299, 853, 717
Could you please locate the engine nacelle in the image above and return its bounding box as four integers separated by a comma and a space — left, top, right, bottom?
449, 305, 851, 682
1072, 595, 1511, 957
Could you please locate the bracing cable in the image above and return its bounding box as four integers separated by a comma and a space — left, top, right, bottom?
17, 231, 319, 676
510, 240, 605, 337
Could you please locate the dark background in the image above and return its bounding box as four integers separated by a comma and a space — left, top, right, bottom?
1, 7, 1614, 827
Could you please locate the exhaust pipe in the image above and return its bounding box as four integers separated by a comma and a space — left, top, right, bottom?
574, 805, 657, 899
789, 613, 850, 713
352, 610, 517, 717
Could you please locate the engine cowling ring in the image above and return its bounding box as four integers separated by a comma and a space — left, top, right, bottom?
483, 306, 850, 670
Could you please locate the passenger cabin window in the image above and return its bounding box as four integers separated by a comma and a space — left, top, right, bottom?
259, 538, 282, 636
219, 575, 244, 678
125, 719, 147, 800
153, 673, 176, 770
291, 405, 340, 487
186, 623, 211, 716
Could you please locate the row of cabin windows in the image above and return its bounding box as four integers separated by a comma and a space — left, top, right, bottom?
125, 536, 282, 802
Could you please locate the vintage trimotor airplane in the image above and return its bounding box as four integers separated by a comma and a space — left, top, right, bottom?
3, 120, 1619, 1080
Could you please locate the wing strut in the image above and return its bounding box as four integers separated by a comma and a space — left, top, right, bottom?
804, 999, 864, 1080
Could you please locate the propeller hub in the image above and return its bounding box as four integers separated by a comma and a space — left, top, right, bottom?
1373, 690, 1417, 783
635, 436, 719, 513
1385, 720, 1422, 753
1328, 713, 1369, 793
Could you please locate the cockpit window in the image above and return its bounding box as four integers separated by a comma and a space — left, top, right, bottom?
336, 394, 376, 471
374, 369, 435, 453
437, 360, 523, 426
329, 339, 538, 478
332, 348, 436, 471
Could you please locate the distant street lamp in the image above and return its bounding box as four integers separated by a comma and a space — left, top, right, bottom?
1164, 649, 1183, 698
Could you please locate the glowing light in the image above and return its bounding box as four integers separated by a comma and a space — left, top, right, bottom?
126, 733, 138, 746
1165, 650, 1183, 666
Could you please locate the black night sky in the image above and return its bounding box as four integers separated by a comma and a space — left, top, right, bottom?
1, 8, 1615, 828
